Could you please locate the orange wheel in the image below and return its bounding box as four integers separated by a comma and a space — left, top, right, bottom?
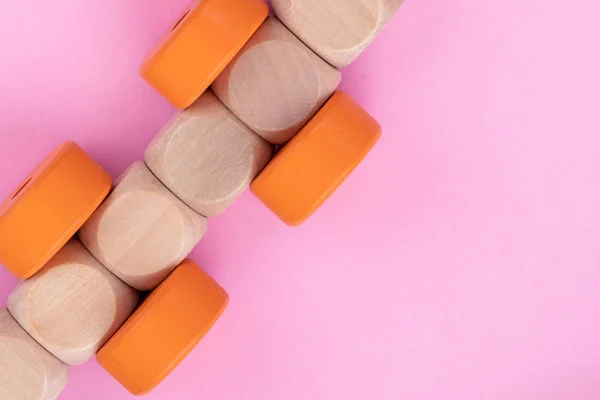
140, 0, 268, 109
97, 259, 229, 395
0, 142, 112, 278
251, 91, 382, 226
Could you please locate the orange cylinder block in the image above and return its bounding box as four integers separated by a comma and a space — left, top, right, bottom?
251, 91, 382, 226
140, 0, 268, 108
0, 142, 112, 278
97, 259, 229, 395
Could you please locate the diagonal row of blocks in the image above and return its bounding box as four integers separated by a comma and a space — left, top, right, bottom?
0, 0, 403, 398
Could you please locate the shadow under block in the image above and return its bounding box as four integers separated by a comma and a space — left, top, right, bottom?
97, 259, 228, 396
272, 0, 403, 68
146, 90, 272, 217
0, 141, 111, 279
251, 92, 381, 226
78, 161, 208, 291
140, 0, 268, 108
212, 16, 341, 145
0, 309, 70, 400
7, 240, 138, 366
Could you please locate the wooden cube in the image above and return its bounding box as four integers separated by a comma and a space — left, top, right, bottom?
0, 141, 111, 279
272, 0, 403, 68
146, 91, 272, 217
140, 0, 268, 108
251, 92, 381, 225
0, 308, 70, 400
212, 16, 341, 144
7, 240, 138, 366
97, 259, 228, 395
78, 161, 208, 291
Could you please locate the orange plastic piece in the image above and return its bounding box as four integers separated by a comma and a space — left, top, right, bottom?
97, 259, 229, 395
140, 0, 268, 109
251, 91, 382, 226
0, 142, 112, 279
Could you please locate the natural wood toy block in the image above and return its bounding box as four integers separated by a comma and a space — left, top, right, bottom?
212, 16, 342, 144
97, 259, 228, 395
0, 308, 70, 400
7, 240, 138, 366
251, 91, 381, 225
146, 90, 273, 217
0, 141, 111, 279
140, 0, 268, 108
78, 161, 208, 291
272, 0, 403, 68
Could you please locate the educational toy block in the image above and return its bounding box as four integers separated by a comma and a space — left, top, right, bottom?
212, 16, 341, 144
140, 0, 268, 108
97, 259, 228, 395
251, 91, 381, 225
0, 308, 70, 400
78, 161, 208, 290
0, 141, 111, 279
272, 0, 403, 68
7, 240, 138, 366
0, 0, 404, 395
146, 90, 272, 217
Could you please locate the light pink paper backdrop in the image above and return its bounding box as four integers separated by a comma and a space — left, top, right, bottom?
1, 0, 600, 399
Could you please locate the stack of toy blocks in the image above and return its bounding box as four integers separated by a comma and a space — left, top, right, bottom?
0, 0, 402, 397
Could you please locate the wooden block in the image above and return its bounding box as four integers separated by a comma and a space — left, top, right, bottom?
145, 90, 272, 217
0, 141, 111, 279
272, 0, 403, 68
0, 308, 70, 400
78, 161, 208, 291
140, 0, 268, 108
7, 240, 138, 366
251, 91, 381, 225
97, 259, 228, 395
212, 16, 341, 145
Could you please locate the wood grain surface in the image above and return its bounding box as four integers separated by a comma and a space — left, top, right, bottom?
0, 308, 70, 400
146, 90, 272, 217
272, 0, 403, 68
212, 17, 341, 144
7, 240, 138, 365
79, 162, 208, 291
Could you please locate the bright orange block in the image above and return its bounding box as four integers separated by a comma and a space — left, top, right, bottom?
251, 91, 381, 226
140, 0, 268, 109
0, 142, 111, 278
97, 259, 229, 395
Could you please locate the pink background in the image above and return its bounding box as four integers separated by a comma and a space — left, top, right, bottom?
1, 0, 600, 399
